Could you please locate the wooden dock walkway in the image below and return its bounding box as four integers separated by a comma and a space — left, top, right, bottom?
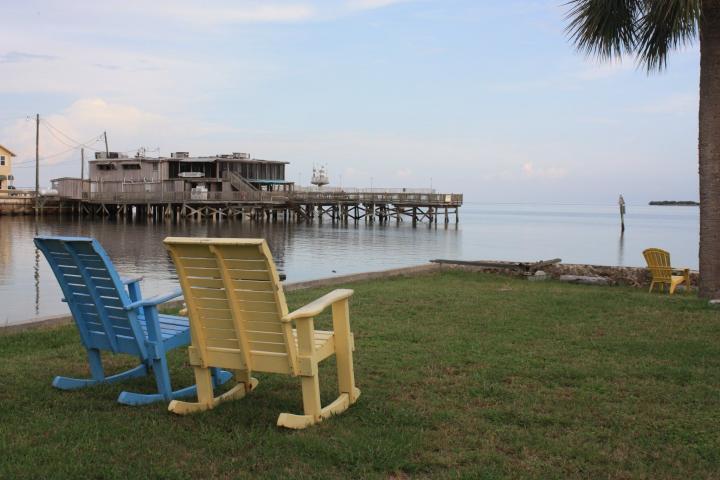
0, 190, 67, 216
74, 190, 463, 224
2, 188, 463, 225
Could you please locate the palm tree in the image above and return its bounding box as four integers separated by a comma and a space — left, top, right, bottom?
565, 0, 720, 298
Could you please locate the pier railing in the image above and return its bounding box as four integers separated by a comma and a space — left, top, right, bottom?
289, 192, 463, 205
0, 189, 36, 199
82, 190, 463, 206
293, 186, 437, 194
85, 191, 290, 204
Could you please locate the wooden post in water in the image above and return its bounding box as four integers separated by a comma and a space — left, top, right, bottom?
35, 113, 40, 215
618, 194, 626, 233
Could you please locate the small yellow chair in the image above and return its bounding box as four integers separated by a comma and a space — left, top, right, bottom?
642, 248, 690, 295
164, 237, 360, 429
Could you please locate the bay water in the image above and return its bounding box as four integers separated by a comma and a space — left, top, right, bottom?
0, 203, 698, 325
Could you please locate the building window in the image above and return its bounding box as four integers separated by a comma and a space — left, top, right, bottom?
121, 164, 141, 170
0, 155, 5, 166
152, 163, 158, 171
97, 164, 116, 171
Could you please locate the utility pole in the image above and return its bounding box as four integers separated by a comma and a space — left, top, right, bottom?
81, 147, 85, 181
35, 113, 40, 214
103, 131, 109, 157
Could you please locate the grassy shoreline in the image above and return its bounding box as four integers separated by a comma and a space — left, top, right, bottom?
2, 271, 719, 479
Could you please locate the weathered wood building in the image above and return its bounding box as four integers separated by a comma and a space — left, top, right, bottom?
87, 151, 291, 196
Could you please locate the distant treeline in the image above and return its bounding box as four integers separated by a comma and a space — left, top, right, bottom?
648, 200, 699, 206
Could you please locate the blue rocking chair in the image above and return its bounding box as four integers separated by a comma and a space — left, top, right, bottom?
34, 236, 231, 406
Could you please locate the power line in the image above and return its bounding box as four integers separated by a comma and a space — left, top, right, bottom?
40, 120, 104, 150
41, 118, 100, 147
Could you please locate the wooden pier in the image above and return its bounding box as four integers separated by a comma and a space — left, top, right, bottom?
49, 188, 463, 225
0, 190, 70, 216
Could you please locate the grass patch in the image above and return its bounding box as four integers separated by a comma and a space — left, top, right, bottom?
1, 271, 719, 479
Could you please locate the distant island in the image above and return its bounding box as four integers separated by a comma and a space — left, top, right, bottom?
649, 200, 699, 206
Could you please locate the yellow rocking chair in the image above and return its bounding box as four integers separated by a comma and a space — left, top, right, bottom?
164, 237, 360, 429
642, 248, 690, 295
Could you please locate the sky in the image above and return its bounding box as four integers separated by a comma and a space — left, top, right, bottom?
0, 0, 700, 204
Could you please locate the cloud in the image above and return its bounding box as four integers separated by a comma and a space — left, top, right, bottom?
92, 63, 121, 71
78, 1, 413, 26
346, 0, 415, 11
522, 162, 568, 179
0, 51, 56, 63
154, 3, 316, 25
1, 98, 246, 174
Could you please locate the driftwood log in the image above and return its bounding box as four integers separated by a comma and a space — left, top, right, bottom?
430, 258, 561, 275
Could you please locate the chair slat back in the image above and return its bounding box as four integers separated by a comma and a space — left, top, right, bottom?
643, 248, 672, 283
34, 236, 145, 356
164, 238, 297, 375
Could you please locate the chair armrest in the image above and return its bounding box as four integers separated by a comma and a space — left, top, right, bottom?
282, 289, 354, 322
121, 275, 144, 285
124, 288, 183, 311
672, 268, 690, 276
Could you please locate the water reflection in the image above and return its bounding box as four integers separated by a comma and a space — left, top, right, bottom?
34, 221, 40, 316
0, 213, 463, 324
0, 204, 699, 325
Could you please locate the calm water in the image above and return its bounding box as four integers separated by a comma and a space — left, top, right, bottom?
0, 203, 699, 325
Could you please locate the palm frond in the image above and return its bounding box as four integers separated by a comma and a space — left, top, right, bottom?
636, 0, 700, 71
565, 0, 641, 60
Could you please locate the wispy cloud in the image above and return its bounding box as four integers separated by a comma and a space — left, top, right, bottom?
522, 162, 568, 180
0, 51, 56, 63
92, 63, 121, 71
346, 0, 415, 11
2, 97, 249, 168
394, 167, 413, 178
156, 3, 316, 25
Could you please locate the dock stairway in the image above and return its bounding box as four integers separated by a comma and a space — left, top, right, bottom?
223, 171, 259, 193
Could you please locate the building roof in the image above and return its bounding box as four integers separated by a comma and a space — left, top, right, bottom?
88, 156, 288, 165
180, 156, 288, 165
252, 179, 294, 184
0, 144, 17, 156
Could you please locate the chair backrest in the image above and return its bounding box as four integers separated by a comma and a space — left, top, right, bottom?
643, 248, 673, 283
34, 236, 146, 357
164, 238, 298, 375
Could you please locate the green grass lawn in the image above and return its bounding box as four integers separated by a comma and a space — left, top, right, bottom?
1, 271, 719, 479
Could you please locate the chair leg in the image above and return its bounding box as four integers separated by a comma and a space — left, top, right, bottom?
302, 374, 323, 421
87, 349, 105, 381
332, 299, 361, 405
169, 367, 256, 415
648, 282, 655, 293
195, 366, 215, 408
152, 355, 174, 401
277, 373, 322, 430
